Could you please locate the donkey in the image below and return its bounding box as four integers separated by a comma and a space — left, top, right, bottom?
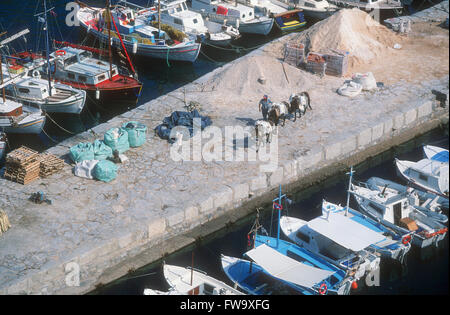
255, 119, 274, 152
268, 101, 289, 127
288, 92, 312, 122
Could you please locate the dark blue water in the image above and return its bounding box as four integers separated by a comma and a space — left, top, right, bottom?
92, 126, 449, 295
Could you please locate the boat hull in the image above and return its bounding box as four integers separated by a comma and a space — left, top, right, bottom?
79, 17, 201, 63
14, 90, 86, 114
0, 115, 46, 134
238, 18, 274, 35
273, 10, 307, 33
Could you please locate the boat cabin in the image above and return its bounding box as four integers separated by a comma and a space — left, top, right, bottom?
51, 47, 119, 86
365, 191, 411, 226
9, 77, 54, 102
0, 99, 23, 117
406, 160, 449, 196
161, 0, 208, 34
192, 0, 256, 22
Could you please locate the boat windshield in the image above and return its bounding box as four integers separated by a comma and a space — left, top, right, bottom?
79, 51, 93, 61
65, 55, 78, 66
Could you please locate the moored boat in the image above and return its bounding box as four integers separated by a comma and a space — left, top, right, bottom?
238, 0, 307, 32
191, 0, 275, 36
0, 98, 46, 134
156, 262, 244, 295
77, 1, 202, 62
2, 63, 86, 114
395, 157, 449, 199
350, 181, 448, 248
292, 0, 339, 20
423, 145, 449, 163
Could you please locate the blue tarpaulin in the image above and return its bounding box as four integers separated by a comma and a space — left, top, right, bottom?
155, 110, 212, 143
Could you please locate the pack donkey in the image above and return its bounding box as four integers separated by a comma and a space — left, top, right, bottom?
255, 119, 274, 152
268, 101, 290, 127
288, 92, 312, 122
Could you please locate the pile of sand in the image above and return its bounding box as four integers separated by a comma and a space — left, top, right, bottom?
292, 8, 402, 69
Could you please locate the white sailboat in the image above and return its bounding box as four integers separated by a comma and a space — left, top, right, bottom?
191, 0, 275, 35
151, 262, 244, 295
395, 157, 449, 199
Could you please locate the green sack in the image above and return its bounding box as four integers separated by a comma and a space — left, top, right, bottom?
69, 142, 95, 163
92, 139, 113, 160
104, 127, 130, 154
122, 121, 147, 147
93, 160, 118, 183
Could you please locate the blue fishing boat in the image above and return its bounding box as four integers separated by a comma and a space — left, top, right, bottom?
222, 186, 354, 295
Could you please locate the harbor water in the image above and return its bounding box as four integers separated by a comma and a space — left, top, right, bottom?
91, 125, 449, 295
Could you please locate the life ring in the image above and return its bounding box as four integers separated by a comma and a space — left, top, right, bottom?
402, 235, 411, 245
32, 70, 40, 78
55, 50, 66, 56
273, 202, 283, 211
318, 283, 327, 295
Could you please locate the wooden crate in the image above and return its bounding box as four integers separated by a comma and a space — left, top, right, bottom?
323, 50, 349, 77
284, 42, 305, 67
39, 154, 65, 178
5, 146, 39, 165
4, 146, 41, 185
305, 52, 327, 76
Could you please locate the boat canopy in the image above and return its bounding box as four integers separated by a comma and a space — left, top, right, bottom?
245, 244, 335, 288
308, 210, 386, 251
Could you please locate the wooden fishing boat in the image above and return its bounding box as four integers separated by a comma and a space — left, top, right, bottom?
292, 0, 339, 20
239, 0, 307, 32
279, 212, 382, 281
191, 0, 275, 36
0, 98, 46, 134
366, 176, 449, 218
2, 64, 86, 114
350, 181, 448, 248
396, 157, 449, 199
12, 48, 142, 104
76, 1, 202, 62
154, 262, 244, 295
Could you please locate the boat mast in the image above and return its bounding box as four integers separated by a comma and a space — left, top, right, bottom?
106, 0, 113, 81
0, 31, 6, 103
43, 0, 52, 96
272, 185, 286, 248
345, 166, 354, 217
158, 1, 161, 38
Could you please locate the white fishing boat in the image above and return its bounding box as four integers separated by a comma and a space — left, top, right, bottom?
321, 200, 412, 263
280, 211, 381, 281
395, 158, 449, 199
134, 0, 241, 47
0, 98, 46, 134
77, 1, 201, 62
326, 0, 403, 11
191, 0, 275, 35
423, 145, 449, 163
236, 0, 307, 32
367, 176, 449, 219
221, 243, 352, 295
291, 0, 339, 20
159, 263, 244, 295
350, 182, 448, 248
2, 64, 86, 114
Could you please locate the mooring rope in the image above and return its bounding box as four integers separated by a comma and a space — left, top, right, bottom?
44, 112, 77, 135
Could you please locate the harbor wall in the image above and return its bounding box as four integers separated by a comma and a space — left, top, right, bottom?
0, 5, 449, 295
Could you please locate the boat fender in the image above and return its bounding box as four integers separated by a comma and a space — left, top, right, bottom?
32, 70, 41, 78
318, 283, 327, 295
273, 202, 283, 211
351, 281, 358, 290
95, 89, 100, 100
402, 234, 411, 245
132, 42, 138, 54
